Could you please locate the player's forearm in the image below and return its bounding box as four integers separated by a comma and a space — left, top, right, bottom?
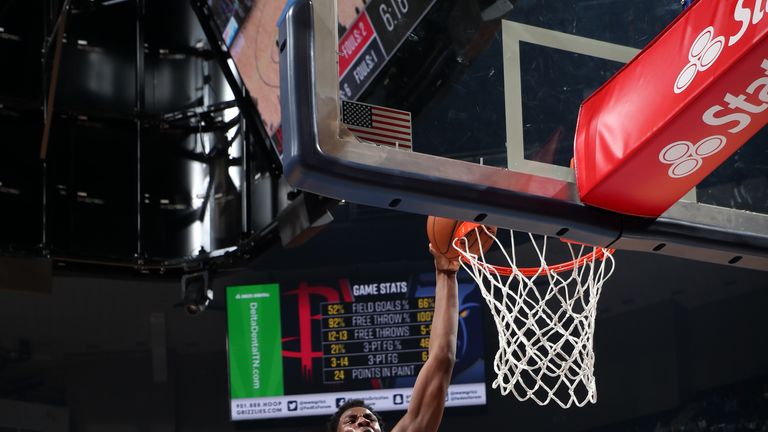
389, 266, 459, 432
428, 269, 459, 365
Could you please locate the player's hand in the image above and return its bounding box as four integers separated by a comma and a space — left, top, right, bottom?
429, 244, 460, 273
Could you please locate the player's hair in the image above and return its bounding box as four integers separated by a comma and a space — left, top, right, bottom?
327, 399, 385, 432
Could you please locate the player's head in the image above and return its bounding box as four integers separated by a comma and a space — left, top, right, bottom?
327, 399, 384, 432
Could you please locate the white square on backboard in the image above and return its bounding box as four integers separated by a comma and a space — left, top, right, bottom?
502, 21, 697, 202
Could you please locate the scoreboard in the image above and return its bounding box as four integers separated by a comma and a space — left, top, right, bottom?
226, 273, 487, 421
207, 0, 439, 141
321, 298, 435, 383
338, 0, 438, 100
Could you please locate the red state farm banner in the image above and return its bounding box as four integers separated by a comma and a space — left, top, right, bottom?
574, 0, 768, 218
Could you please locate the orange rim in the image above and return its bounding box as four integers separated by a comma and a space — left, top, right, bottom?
454, 222, 614, 277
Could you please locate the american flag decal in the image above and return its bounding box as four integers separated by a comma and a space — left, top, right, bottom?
341, 101, 413, 150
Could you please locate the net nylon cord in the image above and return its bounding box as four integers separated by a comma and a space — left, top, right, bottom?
454, 227, 615, 408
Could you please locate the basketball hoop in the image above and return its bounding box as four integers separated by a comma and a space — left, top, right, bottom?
452, 222, 615, 408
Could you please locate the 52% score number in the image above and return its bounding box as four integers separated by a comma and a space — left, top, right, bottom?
326, 304, 345, 315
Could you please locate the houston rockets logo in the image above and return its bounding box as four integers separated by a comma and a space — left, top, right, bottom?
281, 281, 354, 381
674, 26, 724, 94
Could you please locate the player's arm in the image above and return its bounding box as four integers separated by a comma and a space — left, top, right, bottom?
391, 248, 459, 432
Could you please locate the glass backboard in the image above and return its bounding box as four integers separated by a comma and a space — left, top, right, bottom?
278, 0, 768, 270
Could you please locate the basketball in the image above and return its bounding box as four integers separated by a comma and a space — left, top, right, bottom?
426, 216, 496, 260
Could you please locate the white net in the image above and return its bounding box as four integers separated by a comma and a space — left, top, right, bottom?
453, 225, 615, 408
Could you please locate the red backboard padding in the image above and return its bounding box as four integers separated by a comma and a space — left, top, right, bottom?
574, 0, 768, 218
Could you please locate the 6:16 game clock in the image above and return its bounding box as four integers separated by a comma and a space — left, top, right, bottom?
377, 0, 410, 31
368, 0, 436, 55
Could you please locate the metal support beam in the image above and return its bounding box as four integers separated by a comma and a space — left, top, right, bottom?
39, 0, 71, 161
136, 0, 146, 260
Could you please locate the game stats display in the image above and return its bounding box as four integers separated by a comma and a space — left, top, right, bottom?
226, 274, 487, 420
320, 297, 435, 384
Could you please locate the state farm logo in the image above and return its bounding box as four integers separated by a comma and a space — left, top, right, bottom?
658, 135, 727, 178
674, 27, 725, 94
673, 1, 766, 94
662, 1, 767, 178
660, 57, 768, 178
